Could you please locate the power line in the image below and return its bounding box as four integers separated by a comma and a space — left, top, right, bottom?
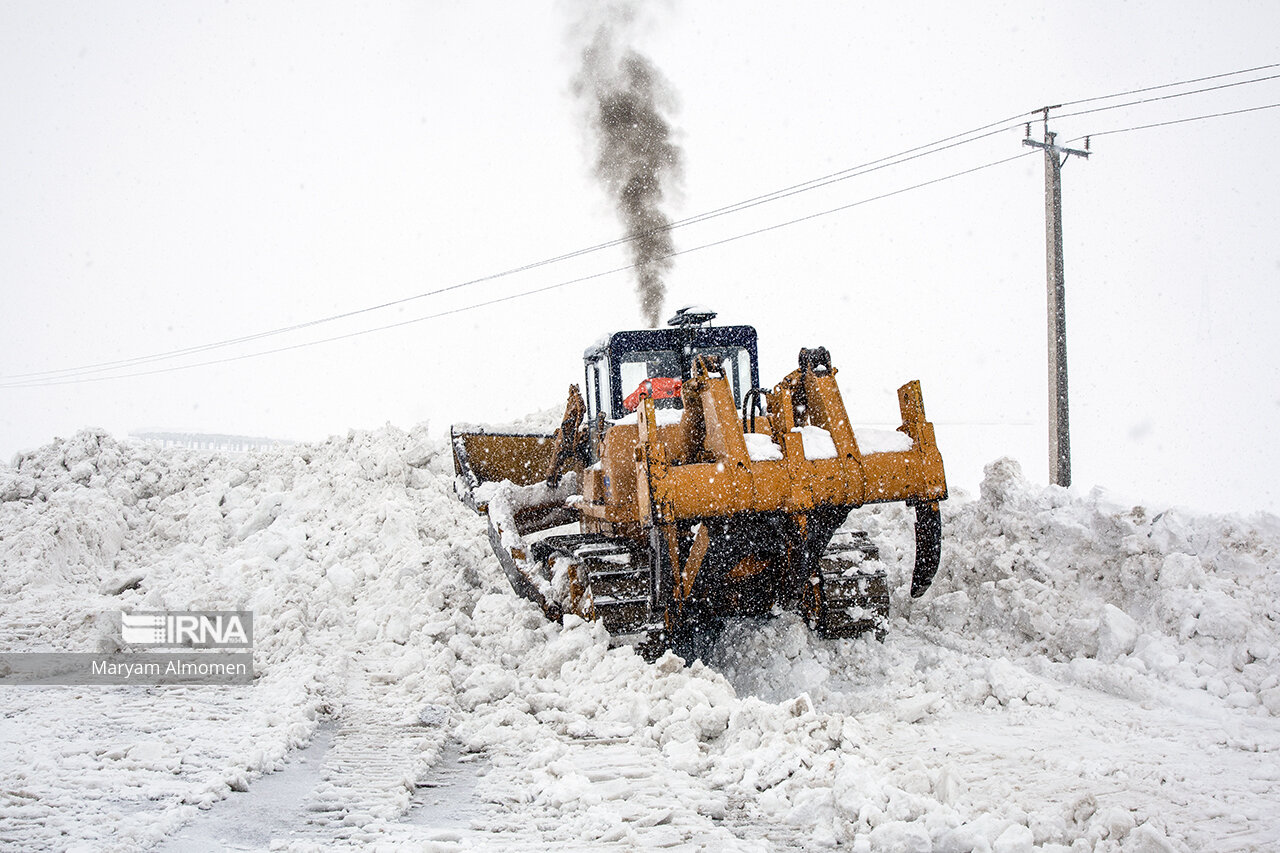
675, 115, 1032, 226
2, 114, 1033, 384
1056, 62, 1280, 109
1068, 101, 1280, 142
6, 61, 1279, 386
1050, 72, 1280, 123
1, 151, 1036, 389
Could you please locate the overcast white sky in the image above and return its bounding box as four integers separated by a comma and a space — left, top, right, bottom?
2, 1, 1278, 515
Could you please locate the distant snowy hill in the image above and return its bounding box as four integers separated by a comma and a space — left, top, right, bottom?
1, 428, 1277, 851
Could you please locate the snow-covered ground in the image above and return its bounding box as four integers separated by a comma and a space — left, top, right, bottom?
1, 428, 1278, 852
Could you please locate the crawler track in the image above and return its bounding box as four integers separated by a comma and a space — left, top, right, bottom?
813, 531, 889, 639
533, 534, 667, 656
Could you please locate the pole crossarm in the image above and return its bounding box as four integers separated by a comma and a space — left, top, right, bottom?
1023, 137, 1091, 161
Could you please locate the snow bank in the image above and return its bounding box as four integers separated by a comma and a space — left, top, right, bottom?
2, 433, 1278, 851
0, 425, 486, 849
923, 457, 1280, 711
712, 457, 1280, 851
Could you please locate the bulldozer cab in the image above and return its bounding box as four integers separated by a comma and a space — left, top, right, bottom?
582, 312, 761, 434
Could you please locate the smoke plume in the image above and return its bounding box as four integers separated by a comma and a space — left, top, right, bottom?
573, 9, 682, 328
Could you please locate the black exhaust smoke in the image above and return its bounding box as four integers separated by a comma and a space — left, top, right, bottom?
573, 8, 682, 328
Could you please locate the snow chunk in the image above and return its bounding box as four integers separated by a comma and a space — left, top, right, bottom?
792, 425, 837, 460
1159, 552, 1206, 589
0, 470, 38, 501
1260, 686, 1280, 716
993, 823, 1034, 853
454, 406, 563, 436
99, 573, 145, 596
979, 456, 1035, 507
1127, 823, 1180, 852
1192, 590, 1251, 641
869, 821, 931, 852
743, 433, 783, 462
610, 408, 685, 427
1097, 604, 1140, 662
854, 427, 912, 454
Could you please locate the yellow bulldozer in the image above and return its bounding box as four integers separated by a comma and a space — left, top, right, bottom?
452, 306, 947, 660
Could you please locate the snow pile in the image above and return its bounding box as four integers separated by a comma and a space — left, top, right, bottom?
711, 458, 1280, 851
452, 406, 563, 437
2, 434, 1279, 851
925, 457, 1280, 713
1, 425, 487, 849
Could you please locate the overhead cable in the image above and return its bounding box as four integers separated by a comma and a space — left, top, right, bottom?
1055, 62, 1280, 109
0, 151, 1036, 388
3, 115, 1033, 383
6, 61, 1279, 386
1069, 101, 1280, 142
1049, 72, 1280, 122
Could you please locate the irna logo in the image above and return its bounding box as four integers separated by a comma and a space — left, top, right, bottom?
120, 611, 253, 648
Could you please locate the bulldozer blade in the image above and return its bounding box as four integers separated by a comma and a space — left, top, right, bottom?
910, 502, 943, 598
485, 516, 555, 616
451, 427, 557, 512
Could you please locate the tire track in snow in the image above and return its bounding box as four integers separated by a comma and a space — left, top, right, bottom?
384, 732, 781, 851
0, 686, 272, 852
297, 675, 448, 835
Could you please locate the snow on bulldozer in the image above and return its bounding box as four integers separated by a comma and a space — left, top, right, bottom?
451, 306, 947, 661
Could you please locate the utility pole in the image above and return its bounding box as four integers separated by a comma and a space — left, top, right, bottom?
1023, 107, 1089, 487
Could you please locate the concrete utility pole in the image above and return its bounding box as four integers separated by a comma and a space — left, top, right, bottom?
1023, 108, 1089, 487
